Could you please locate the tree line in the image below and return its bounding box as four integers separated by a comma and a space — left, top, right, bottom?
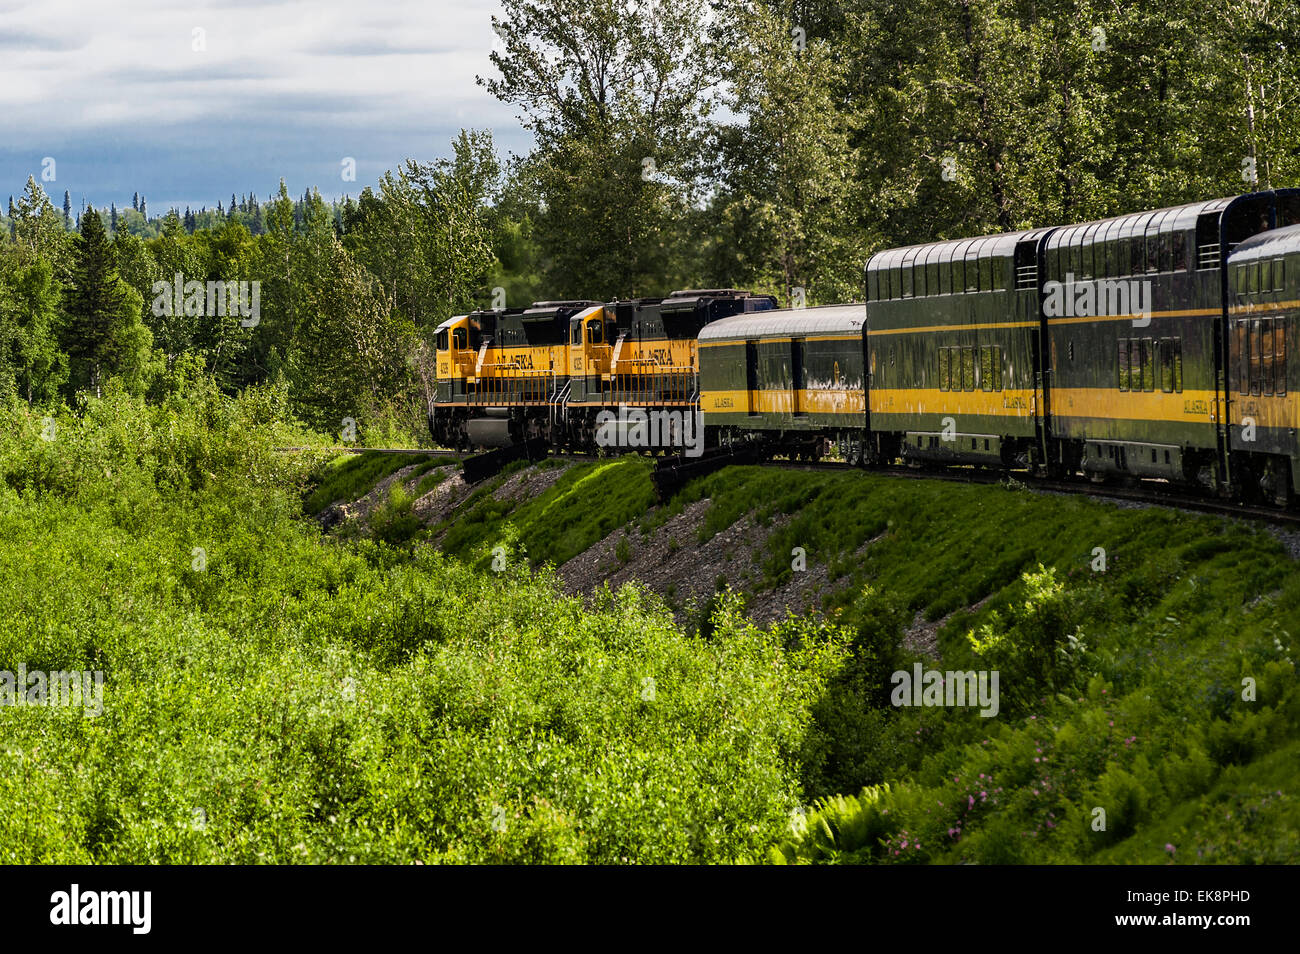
2, 0, 1297, 440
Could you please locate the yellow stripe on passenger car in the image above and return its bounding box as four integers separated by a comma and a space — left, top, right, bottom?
1223, 393, 1297, 429
701, 389, 866, 415
1049, 388, 1220, 423
1228, 298, 1300, 316
867, 321, 1038, 337
868, 388, 1037, 416
1047, 308, 1220, 326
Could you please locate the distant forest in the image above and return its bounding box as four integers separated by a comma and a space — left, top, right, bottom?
3, 0, 1298, 441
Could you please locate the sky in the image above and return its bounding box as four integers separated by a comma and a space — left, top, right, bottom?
0, 0, 532, 214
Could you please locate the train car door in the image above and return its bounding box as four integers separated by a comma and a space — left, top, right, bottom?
791, 338, 806, 416
745, 340, 759, 416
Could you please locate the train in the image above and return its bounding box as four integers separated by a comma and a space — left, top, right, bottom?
429, 188, 1300, 505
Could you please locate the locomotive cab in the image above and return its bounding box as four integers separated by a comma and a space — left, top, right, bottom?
428, 311, 495, 449
569, 309, 618, 388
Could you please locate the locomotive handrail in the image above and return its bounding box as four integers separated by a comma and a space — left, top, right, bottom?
467, 369, 559, 405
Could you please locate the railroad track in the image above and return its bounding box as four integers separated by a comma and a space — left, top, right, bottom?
274, 446, 463, 457
770, 459, 1300, 528
285, 444, 1300, 527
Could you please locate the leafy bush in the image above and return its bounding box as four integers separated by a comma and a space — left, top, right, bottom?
966, 566, 1095, 713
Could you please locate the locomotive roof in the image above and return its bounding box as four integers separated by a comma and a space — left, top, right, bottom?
697, 303, 865, 342
660, 289, 775, 312
1230, 223, 1300, 261
434, 309, 502, 332
866, 228, 1053, 273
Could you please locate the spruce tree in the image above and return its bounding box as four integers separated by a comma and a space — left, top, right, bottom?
63, 209, 131, 395
62, 190, 71, 227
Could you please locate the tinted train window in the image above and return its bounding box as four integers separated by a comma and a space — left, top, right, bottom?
1171, 232, 1187, 272
453, 328, 467, 349
993, 347, 1003, 391
1250, 319, 1262, 395
1238, 320, 1250, 395
1278, 322, 1288, 396
1157, 234, 1172, 272
980, 346, 993, 391
1238, 318, 1287, 396
1160, 339, 1175, 392
961, 347, 975, 391
927, 260, 940, 296
1118, 339, 1131, 391
902, 266, 914, 298
992, 258, 1007, 290
939, 348, 951, 391
436, 329, 449, 350
1275, 258, 1286, 292
1140, 338, 1155, 391
1262, 320, 1275, 393
979, 257, 993, 291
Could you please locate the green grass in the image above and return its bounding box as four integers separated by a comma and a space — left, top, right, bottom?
431, 456, 657, 570
0, 395, 839, 864
4, 386, 1297, 864
304, 452, 448, 516
432, 458, 1300, 865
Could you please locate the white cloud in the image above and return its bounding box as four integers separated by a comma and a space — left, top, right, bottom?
0, 0, 530, 207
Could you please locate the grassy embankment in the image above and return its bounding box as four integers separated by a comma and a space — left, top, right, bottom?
325, 451, 1300, 863
2, 402, 1296, 863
